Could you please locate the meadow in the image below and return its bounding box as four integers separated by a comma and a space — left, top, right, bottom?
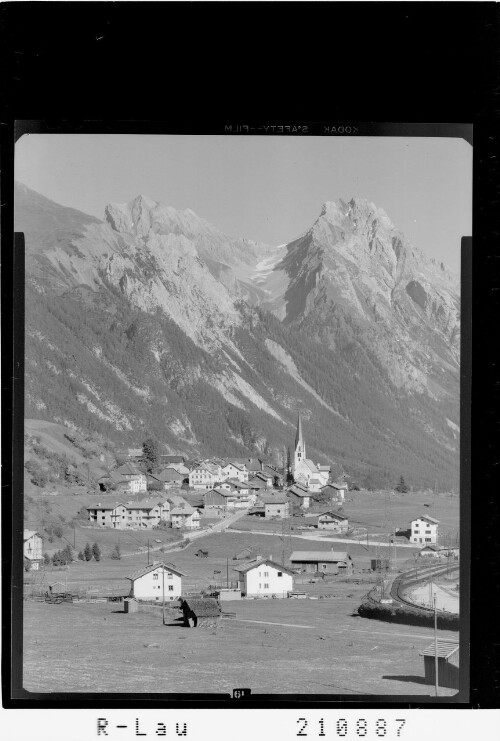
23, 595, 459, 696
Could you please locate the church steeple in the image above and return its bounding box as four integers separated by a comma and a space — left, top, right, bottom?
294, 413, 306, 470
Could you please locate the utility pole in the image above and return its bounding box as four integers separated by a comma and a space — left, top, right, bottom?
162, 566, 165, 625
147, 539, 150, 566
434, 593, 439, 697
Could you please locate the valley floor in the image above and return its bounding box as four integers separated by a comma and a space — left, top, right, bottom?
23, 594, 458, 697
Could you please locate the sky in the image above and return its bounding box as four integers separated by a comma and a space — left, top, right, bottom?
15, 134, 472, 272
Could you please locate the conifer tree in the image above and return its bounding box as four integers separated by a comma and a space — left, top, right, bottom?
92, 542, 101, 562
84, 542, 93, 561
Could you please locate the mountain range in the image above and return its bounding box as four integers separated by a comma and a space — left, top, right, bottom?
17, 182, 460, 490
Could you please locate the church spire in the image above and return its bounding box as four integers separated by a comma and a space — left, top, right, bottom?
294, 412, 305, 468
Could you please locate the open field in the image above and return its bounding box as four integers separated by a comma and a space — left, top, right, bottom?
25, 530, 422, 597
339, 490, 460, 538
23, 595, 459, 696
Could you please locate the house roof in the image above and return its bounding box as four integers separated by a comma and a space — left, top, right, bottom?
232, 557, 296, 575
413, 515, 440, 524
321, 483, 345, 491
160, 455, 185, 464
127, 562, 185, 580
206, 487, 232, 498
165, 463, 190, 474
155, 468, 184, 482
288, 483, 309, 496
261, 495, 288, 504
290, 551, 351, 563
194, 462, 220, 475
318, 465, 331, 471
170, 505, 196, 516
24, 529, 41, 541
302, 458, 320, 473
318, 511, 348, 521
126, 500, 161, 510
167, 495, 189, 506
420, 641, 459, 659
114, 462, 143, 476
181, 597, 221, 617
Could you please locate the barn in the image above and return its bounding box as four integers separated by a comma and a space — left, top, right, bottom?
289, 550, 353, 575
180, 598, 221, 628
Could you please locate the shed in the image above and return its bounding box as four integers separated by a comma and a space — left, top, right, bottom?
195, 549, 208, 558
289, 550, 354, 575
420, 641, 460, 689
181, 597, 221, 627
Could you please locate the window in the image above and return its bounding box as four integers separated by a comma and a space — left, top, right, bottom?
153, 573, 159, 580
277, 572, 282, 577
264, 583, 269, 589
425, 538, 431, 542
167, 573, 172, 578
264, 571, 269, 577
168, 585, 174, 591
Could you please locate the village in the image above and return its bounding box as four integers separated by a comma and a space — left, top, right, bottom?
23, 415, 460, 696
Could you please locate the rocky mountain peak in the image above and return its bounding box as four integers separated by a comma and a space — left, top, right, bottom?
105, 195, 214, 241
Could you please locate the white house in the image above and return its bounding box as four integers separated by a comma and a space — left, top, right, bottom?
189, 462, 222, 490
233, 557, 295, 598
170, 504, 200, 529
410, 516, 439, 545
23, 530, 43, 569
221, 462, 249, 482
86, 499, 170, 529
317, 511, 349, 532
126, 562, 184, 601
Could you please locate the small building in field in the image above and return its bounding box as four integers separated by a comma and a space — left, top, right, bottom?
181, 597, 221, 627
410, 515, 439, 545
420, 641, 460, 690
320, 482, 347, 502
114, 463, 148, 492
126, 562, 185, 602
261, 495, 289, 519
233, 557, 295, 598
195, 548, 208, 558
317, 511, 349, 532
23, 530, 43, 569
289, 550, 353, 575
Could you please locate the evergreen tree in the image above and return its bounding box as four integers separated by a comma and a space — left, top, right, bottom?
43, 553, 51, 566
286, 447, 294, 485
92, 542, 101, 562
84, 542, 93, 561
110, 544, 121, 560
77, 551, 85, 561
395, 475, 410, 493
61, 544, 74, 563
142, 437, 159, 473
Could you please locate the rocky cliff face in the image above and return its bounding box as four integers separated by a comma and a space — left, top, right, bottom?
17, 184, 460, 489
253, 197, 460, 399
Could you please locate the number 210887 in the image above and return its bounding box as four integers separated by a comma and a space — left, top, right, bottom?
297, 718, 407, 738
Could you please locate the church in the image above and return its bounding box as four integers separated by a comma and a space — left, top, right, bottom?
292, 414, 330, 491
